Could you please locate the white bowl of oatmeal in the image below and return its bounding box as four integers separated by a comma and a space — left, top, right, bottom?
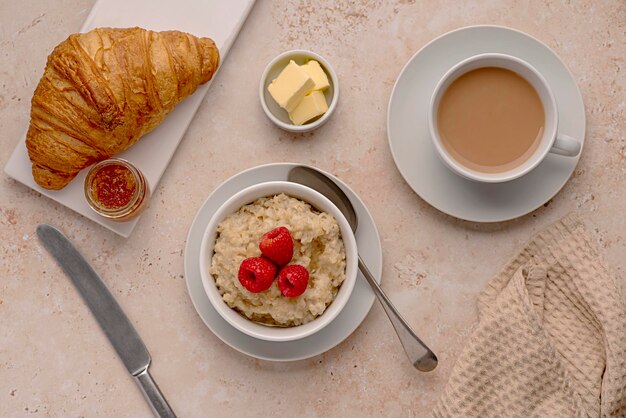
199, 181, 358, 342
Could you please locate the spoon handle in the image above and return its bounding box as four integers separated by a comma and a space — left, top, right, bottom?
358, 256, 438, 371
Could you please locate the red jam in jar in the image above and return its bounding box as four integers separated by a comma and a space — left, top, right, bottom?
84, 158, 149, 221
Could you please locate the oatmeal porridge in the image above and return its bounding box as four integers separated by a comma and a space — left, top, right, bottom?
209, 193, 346, 326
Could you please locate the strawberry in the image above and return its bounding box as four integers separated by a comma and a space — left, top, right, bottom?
259, 227, 294, 266
238, 257, 277, 293
277, 265, 309, 297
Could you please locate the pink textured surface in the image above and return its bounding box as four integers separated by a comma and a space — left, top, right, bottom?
1, 1, 624, 417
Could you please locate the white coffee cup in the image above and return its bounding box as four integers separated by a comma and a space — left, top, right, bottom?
428, 53, 581, 183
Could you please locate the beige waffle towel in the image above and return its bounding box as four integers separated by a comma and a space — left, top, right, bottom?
432, 216, 626, 418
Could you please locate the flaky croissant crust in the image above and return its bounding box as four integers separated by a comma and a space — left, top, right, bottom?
26, 27, 219, 189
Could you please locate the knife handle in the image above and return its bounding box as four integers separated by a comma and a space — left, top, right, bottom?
134, 368, 176, 418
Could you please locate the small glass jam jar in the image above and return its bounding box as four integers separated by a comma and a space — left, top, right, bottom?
84, 158, 150, 221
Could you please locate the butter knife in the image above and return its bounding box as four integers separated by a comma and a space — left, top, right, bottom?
37, 225, 176, 418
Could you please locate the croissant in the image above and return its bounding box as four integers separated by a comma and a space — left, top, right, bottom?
26, 27, 219, 190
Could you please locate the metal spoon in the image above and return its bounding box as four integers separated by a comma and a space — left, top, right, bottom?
288, 166, 438, 372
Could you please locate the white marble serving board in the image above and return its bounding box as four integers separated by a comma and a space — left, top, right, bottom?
4, 0, 256, 237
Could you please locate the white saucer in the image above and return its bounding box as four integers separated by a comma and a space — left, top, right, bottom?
184, 163, 382, 361
388, 25, 585, 222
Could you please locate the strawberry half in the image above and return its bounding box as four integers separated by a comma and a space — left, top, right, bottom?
238, 257, 277, 293
277, 264, 309, 297
259, 226, 294, 266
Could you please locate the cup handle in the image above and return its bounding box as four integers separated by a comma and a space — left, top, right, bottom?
549, 133, 581, 157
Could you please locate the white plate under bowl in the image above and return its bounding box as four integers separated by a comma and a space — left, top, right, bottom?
388, 25, 585, 222
184, 163, 382, 361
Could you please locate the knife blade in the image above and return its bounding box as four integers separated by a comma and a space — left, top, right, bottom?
37, 224, 176, 418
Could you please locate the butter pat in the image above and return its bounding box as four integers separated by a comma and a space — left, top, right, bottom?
267, 60, 315, 112
301, 60, 330, 92
288, 90, 328, 125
